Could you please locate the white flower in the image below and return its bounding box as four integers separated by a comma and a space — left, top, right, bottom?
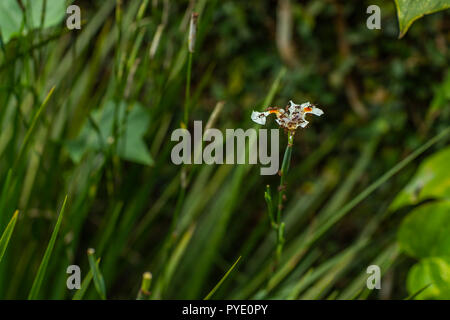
251, 101, 323, 131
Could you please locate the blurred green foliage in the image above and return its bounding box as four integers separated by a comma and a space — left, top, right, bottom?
399, 201, 450, 259
392, 147, 450, 210
67, 100, 154, 165
396, 146, 450, 299
407, 257, 450, 299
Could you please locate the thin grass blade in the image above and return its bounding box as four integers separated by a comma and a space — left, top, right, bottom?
87, 248, 106, 300
13, 86, 55, 173
0, 170, 13, 231
0, 210, 19, 264
204, 256, 241, 300
72, 258, 100, 300
28, 195, 67, 300
405, 283, 432, 300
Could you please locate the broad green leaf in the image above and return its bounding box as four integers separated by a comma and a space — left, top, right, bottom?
407, 257, 450, 299
0, 0, 69, 43
398, 201, 450, 259
405, 283, 432, 300
28, 196, 68, 300
391, 147, 450, 211
0, 1, 22, 45
0, 210, 19, 264
394, 0, 450, 38
67, 101, 154, 166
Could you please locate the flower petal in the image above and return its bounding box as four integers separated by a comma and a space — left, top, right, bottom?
289, 100, 300, 113
310, 106, 324, 116
251, 111, 269, 125
302, 102, 324, 117
299, 120, 309, 128
275, 118, 282, 127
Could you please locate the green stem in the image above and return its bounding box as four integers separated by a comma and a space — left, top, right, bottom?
277, 132, 293, 224
274, 131, 294, 263
264, 185, 276, 228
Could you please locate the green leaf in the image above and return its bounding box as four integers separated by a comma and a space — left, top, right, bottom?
67, 100, 154, 166
398, 201, 450, 259
0, 210, 19, 264
0, 0, 69, 44
430, 70, 450, 113
0, 1, 22, 45
13, 86, 55, 173
394, 0, 450, 38
204, 256, 241, 300
72, 258, 100, 300
87, 248, 106, 300
28, 196, 68, 300
407, 257, 450, 299
391, 147, 450, 211
0, 170, 13, 231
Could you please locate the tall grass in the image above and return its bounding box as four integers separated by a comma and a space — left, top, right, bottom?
0, 0, 448, 300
